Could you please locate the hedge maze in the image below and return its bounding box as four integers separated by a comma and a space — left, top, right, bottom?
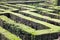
0, 2, 60, 40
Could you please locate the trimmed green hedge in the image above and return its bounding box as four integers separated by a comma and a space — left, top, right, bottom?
16, 4, 54, 12
0, 3, 60, 40
0, 14, 60, 39
48, 6, 60, 10
31, 10, 60, 19
0, 5, 18, 11
4, 4, 37, 11
20, 11, 60, 26
1, 4, 59, 19
0, 14, 60, 36
2, 10, 60, 35
0, 6, 60, 33
3, 4, 54, 12
0, 26, 22, 40
0, 15, 36, 35
8, 11, 60, 29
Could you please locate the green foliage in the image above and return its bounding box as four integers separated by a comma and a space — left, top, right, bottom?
0, 26, 22, 40
0, 3, 60, 40
0, 15, 36, 35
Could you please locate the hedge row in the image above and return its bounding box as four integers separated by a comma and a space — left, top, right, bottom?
48, 6, 60, 13
0, 13, 60, 40
36, 11, 60, 19
1, 3, 59, 15
0, 26, 22, 40
1, 3, 55, 12
1, 3, 59, 14
0, 10, 60, 31
19, 11, 60, 26
8, 11, 60, 29
3, 4, 37, 11
0, 3, 60, 40
0, 15, 36, 40
0, 5, 18, 11
1, 4, 59, 19
16, 4, 55, 12
0, 4, 59, 30
2, 11, 60, 33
